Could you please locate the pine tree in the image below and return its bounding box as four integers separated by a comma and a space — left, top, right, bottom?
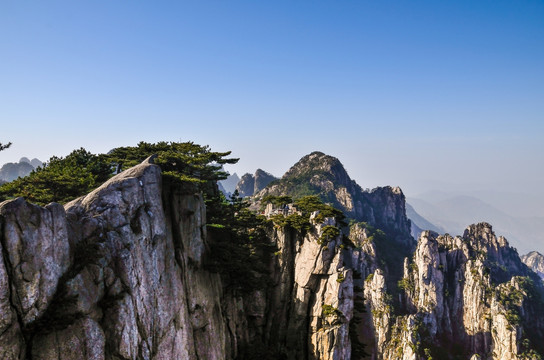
0, 142, 11, 151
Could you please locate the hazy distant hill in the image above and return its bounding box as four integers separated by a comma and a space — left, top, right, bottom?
405, 202, 445, 240
414, 189, 544, 218
0, 157, 42, 182
235, 169, 277, 197
408, 194, 544, 254
219, 172, 240, 194
522, 251, 544, 279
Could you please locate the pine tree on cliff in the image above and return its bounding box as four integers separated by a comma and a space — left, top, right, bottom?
0, 142, 11, 151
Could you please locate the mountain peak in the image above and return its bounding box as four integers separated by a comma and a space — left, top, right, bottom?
521, 251, 544, 279
463, 222, 510, 250
235, 169, 277, 197
254, 152, 413, 245
255, 168, 273, 177
282, 151, 348, 184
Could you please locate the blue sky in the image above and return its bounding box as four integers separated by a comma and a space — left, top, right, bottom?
1, 0, 543, 196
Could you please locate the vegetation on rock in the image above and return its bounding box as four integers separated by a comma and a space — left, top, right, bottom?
0, 141, 273, 294
0, 142, 11, 152
0, 141, 237, 205
0, 148, 111, 204
205, 190, 275, 292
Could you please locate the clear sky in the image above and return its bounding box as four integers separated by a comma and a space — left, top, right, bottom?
1, 0, 543, 199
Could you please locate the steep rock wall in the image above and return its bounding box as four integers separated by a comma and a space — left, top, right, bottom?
0, 158, 230, 359
0, 158, 354, 360
394, 224, 544, 359
262, 214, 353, 360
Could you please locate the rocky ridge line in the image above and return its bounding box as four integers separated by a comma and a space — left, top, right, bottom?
1, 153, 543, 359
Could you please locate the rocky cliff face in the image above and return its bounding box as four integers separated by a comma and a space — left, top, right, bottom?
0, 157, 234, 359
236, 173, 255, 197
264, 214, 353, 359
341, 222, 544, 360
0, 158, 354, 359
236, 169, 277, 197
521, 251, 544, 279
1, 154, 543, 360
389, 223, 544, 359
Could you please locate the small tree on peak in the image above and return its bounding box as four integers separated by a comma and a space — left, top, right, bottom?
0, 142, 12, 152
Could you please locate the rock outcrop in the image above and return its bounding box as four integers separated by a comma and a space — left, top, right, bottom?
236, 173, 255, 197
264, 214, 353, 359
522, 251, 544, 279
388, 223, 544, 359
235, 169, 277, 197
337, 221, 544, 359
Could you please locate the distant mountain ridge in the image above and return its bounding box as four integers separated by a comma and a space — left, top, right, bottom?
408, 194, 544, 255
235, 169, 277, 197
0, 157, 42, 182
522, 251, 544, 279
405, 202, 445, 240
219, 172, 240, 194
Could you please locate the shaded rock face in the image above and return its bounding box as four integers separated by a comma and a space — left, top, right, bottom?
236, 173, 255, 197
364, 186, 411, 241
0, 199, 70, 359
522, 251, 544, 279
235, 169, 277, 197
254, 169, 277, 194
263, 217, 353, 360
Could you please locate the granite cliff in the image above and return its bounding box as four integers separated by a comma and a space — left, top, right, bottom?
1, 151, 543, 359
0, 156, 352, 359
235, 169, 277, 197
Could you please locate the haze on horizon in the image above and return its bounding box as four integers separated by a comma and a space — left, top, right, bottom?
1, 1, 543, 235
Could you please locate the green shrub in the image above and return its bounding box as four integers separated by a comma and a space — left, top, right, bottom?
318, 225, 340, 245
322, 304, 341, 317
